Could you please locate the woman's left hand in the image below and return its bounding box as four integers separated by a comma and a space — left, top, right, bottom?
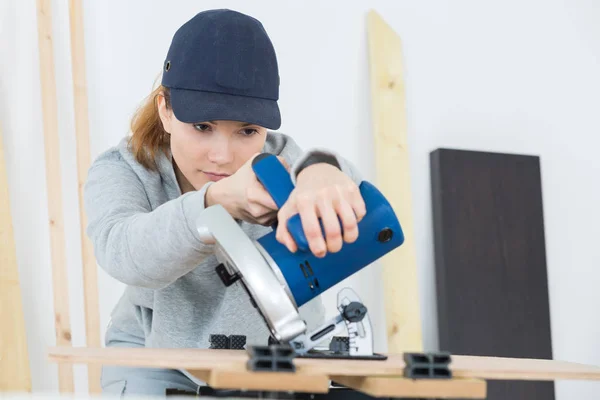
276, 163, 366, 257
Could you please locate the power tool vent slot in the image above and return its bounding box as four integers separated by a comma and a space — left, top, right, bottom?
300, 261, 314, 278
301, 261, 319, 292
305, 261, 314, 275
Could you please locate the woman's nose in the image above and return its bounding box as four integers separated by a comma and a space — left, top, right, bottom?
207, 137, 234, 164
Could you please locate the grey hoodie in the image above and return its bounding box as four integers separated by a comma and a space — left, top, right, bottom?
84, 131, 363, 352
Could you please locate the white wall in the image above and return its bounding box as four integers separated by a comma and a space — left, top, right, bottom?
2, 0, 599, 398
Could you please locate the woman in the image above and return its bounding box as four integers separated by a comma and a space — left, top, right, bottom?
86, 8, 366, 396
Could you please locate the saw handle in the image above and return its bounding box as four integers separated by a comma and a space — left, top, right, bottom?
252, 153, 329, 252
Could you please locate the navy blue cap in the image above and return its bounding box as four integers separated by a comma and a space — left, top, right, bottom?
161, 9, 281, 129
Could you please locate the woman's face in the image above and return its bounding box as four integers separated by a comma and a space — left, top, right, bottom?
157, 93, 267, 190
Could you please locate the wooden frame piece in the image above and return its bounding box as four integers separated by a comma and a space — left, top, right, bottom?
366, 9, 423, 353
331, 376, 486, 399
0, 125, 32, 392
68, 0, 102, 393
36, 0, 74, 392
191, 368, 331, 393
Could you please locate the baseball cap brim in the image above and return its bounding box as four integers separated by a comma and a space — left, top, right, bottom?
169, 87, 281, 130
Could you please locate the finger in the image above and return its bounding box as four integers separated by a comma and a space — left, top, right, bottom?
276, 205, 298, 253
297, 195, 327, 258
348, 185, 367, 222
317, 196, 343, 253
334, 198, 359, 244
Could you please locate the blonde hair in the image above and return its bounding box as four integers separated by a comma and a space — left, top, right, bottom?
127, 82, 172, 170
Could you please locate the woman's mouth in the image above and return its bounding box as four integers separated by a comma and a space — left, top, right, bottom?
202, 171, 230, 182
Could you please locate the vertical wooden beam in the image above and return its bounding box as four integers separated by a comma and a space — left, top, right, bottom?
68, 0, 102, 394
0, 125, 32, 392
36, 0, 75, 392
366, 10, 423, 353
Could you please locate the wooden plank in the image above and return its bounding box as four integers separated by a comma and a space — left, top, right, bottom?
366, 9, 423, 353
68, 0, 102, 394
430, 148, 555, 399
0, 125, 32, 392
47, 346, 600, 381
452, 355, 600, 381
48, 347, 245, 371
331, 376, 486, 399
36, 0, 74, 392
190, 367, 330, 393
47, 346, 405, 376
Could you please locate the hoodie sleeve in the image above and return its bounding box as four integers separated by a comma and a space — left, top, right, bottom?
289, 146, 364, 186
264, 132, 364, 186
84, 159, 215, 290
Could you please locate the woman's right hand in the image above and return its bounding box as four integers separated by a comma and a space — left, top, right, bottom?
204, 153, 288, 226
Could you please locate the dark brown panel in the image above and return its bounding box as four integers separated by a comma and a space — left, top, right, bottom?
430, 148, 554, 399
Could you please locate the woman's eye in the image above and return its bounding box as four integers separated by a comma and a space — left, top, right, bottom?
241, 128, 258, 136
193, 123, 211, 132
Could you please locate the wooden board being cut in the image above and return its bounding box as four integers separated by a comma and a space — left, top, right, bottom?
0, 125, 31, 392
48, 346, 600, 381
366, 9, 423, 354
48, 346, 600, 397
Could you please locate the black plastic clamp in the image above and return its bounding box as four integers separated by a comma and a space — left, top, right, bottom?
246, 344, 296, 372
229, 335, 247, 350
403, 351, 452, 379
329, 336, 350, 353
209, 334, 230, 349
209, 334, 247, 350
